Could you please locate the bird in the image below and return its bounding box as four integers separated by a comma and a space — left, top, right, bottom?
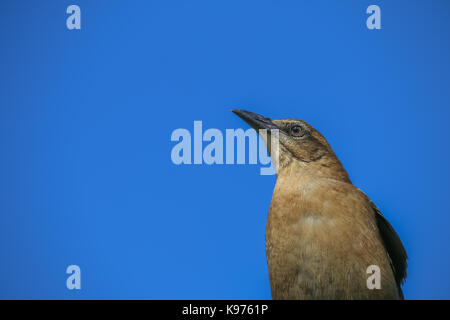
232, 109, 407, 300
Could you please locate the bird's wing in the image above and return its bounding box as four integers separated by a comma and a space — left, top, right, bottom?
370, 201, 408, 298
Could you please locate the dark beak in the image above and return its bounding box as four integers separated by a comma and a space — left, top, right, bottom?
232, 109, 277, 131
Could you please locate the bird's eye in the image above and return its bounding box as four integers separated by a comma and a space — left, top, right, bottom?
290, 125, 304, 137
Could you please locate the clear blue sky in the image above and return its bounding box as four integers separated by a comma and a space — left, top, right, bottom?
1, 0, 450, 299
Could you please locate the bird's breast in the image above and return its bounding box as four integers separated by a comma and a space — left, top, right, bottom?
265, 176, 399, 299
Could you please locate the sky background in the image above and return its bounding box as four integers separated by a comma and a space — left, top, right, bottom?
1, 0, 450, 299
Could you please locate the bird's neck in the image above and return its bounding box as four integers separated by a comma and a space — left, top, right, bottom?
276, 152, 351, 184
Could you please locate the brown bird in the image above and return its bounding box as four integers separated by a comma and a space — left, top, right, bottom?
232, 109, 407, 300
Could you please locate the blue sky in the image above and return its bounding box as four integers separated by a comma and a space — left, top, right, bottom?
1, 0, 450, 299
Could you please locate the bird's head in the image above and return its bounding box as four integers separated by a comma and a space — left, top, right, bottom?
232, 109, 350, 181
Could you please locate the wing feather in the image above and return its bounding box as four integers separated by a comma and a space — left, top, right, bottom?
370, 202, 407, 298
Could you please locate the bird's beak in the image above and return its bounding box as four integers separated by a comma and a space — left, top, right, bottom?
232, 109, 278, 131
